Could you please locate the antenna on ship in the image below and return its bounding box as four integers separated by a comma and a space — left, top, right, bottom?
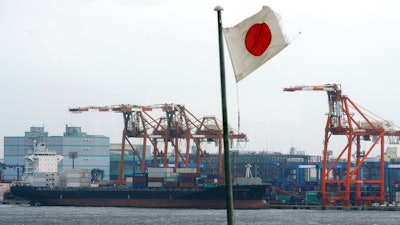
69, 152, 78, 169
245, 163, 253, 178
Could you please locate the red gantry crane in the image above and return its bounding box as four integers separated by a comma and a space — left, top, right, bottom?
284, 84, 400, 206
69, 104, 247, 185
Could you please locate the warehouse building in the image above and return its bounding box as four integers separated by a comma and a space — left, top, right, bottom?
3, 126, 110, 180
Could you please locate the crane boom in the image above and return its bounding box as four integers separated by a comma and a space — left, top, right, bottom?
283, 84, 340, 92
69, 104, 170, 113
284, 84, 344, 129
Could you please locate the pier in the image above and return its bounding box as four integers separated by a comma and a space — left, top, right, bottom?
269, 204, 400, 211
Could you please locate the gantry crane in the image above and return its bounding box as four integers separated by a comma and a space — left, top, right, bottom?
69, 103, 247, 184
284, 84, 400, 206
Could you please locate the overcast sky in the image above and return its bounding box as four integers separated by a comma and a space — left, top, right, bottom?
1, 0, 400, 159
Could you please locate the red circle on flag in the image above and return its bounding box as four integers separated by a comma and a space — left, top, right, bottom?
245, 23, 272, 56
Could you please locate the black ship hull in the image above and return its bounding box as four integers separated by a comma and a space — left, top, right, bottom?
11, 184, 269, 209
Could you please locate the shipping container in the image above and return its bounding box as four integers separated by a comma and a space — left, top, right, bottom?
132, 177, 147, 183
180, 182, 196, 188
132, 182, 147, 187
207, 174, 221, 179
132, 173, 148, 178
164, 177, 179, 183
180, 177, 196, 183
179, 173, 198, 178
147, 167, 174, 173
204, 183, 215, 188
176, 168, 197, 173
147, 172, 166, 178
148, 177, 164, 182
305, 191, 320, 205
276, 195, 292, 201
164, 182, 179, 188
165, 172, 179, 178
148, 182, 163, 188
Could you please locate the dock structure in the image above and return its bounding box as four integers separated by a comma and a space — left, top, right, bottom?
270, 204, 400, 211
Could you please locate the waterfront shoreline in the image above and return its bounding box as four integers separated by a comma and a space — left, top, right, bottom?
270, 204, 400, 211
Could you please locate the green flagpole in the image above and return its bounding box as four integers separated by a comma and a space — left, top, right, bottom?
214, 5, 234, 225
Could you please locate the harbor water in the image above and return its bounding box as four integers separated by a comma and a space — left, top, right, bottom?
1, 205, 400, 225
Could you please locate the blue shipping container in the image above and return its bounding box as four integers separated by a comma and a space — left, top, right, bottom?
133, 173, 148, 177
132, 182, 147, 187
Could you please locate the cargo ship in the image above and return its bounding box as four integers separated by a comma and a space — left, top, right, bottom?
11, 182, 268, 209
10, 142, 269, 209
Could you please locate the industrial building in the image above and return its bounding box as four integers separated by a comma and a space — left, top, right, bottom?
3, 125, 110, 180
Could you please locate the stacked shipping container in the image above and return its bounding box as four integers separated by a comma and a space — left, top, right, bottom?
130, 168, 224, 189
59, 168, 91, 188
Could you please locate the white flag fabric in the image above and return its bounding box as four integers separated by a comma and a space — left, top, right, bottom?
223, 6, 288, 82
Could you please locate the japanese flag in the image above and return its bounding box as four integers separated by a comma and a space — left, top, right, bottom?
223, 6, 288, 82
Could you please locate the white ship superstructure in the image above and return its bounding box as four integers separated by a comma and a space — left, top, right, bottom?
22, 141, 63, 187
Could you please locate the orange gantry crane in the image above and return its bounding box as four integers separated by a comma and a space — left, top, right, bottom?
69, 103, 247, 184
284, 84, 400, 206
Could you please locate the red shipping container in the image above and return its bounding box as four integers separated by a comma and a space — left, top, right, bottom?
148, 177, 164, 182
179, 182, 196, 188
164, 182, 179, 188
179, 173, 199, 178
132, 177, 148, 183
